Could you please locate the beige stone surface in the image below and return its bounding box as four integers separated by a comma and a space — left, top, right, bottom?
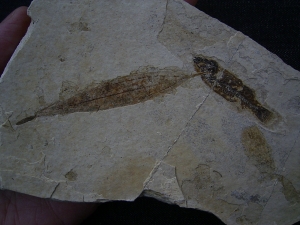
0, 0, 299, 224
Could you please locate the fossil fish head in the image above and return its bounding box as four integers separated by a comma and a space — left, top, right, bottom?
193, 56, 219, 75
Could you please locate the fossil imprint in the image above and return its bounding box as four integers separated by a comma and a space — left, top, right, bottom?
193, 56, 273, 123
16, 57, 273, 125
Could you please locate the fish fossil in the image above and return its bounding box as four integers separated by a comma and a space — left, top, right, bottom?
193, 56, 273, 122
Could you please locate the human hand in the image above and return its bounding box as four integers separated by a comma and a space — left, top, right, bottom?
0, 7, 97, 225
0, 7, 30, 74
0, 1, 198, 224
185, 0, 198, 6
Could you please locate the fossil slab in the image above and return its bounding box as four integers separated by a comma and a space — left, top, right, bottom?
0, 0, 299, 224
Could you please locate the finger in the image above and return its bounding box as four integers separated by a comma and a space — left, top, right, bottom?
0, 190, 97, 225
184, 0, 198, 6
0, 6, 31, 75
47, 198, 98, 225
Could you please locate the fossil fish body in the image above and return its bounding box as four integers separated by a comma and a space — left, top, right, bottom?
193, 56, 273, 123
16, 67, 194, 125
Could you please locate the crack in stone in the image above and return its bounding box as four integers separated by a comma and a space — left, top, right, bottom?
227, 34, 245, 66
259, 177, 281, 223
151, 91, 210, 205
226, 32, 239, 48
50, 182, 60, 198
161, 91, 210, 162
142, 161, 186, 206
226, 32, 244, 65
157, 0, 169, 38
143, 161, 161, 189
174, 166, 187, 207
282, 130, 300, 171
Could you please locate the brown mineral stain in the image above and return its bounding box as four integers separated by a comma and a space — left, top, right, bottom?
193, 56, 273, 123
16, 67, 194, 125
95, 155, 155, 200
241, 126, 275, 174
242, 127, 299, 204
277, 175, 300, 204
65, 169, 77, 181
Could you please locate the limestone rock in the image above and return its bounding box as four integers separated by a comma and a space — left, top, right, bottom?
0, 0, 299, 224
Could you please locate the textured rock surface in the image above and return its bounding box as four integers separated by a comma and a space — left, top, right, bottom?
0, 0, 299, 224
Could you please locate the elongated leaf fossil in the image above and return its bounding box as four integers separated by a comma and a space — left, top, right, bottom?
16, 67, 195, 125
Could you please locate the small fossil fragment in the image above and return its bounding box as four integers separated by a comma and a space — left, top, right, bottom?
193, 56, 273, 122
16, 67, 194, 125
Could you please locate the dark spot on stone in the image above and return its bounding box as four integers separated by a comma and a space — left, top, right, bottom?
78, 22, 90, 31
65, 169, 77, 181
68, 20, 91, 33
231, 190, 268, 204
249, 194, 261, 203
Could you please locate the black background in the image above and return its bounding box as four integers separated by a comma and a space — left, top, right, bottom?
0, 1, 299, 225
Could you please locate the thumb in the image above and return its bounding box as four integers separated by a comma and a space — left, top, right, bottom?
0, 6, 31, 75
185, 0, 198, 6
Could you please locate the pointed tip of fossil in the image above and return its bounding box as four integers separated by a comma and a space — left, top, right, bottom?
16, 115, 36, 125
